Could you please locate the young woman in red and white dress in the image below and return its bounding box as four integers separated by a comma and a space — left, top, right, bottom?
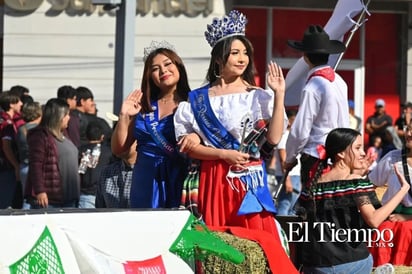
174, 10, 297, 273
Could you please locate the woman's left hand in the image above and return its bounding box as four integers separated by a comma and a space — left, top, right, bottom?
36, 192, 48, 208
178, 133, 201, 153
267, 61, 285, 95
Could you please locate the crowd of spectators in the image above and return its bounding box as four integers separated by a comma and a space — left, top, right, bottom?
0, 85, 131, 210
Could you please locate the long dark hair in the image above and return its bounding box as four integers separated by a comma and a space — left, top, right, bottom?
326, 128, 361, 163
311, 128, 361, 187
40, 98, 69, 139
300, 128, 361, 219
140, 48, 190, 114
206, 35, 256, 85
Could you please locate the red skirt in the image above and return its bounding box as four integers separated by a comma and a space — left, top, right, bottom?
369, 220, 412, 266
198, 159, 298, 274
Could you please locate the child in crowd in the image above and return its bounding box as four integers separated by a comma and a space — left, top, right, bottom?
95, 141, 137, 208
367, 135, 382, 171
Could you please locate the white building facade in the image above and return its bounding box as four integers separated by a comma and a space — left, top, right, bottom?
3, 0, 226, 122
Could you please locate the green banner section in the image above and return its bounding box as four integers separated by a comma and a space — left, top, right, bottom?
169, 214, 245, 266
9, 226, 65, 274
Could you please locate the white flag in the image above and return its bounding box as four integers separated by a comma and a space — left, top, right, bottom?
285, 0, 370, 106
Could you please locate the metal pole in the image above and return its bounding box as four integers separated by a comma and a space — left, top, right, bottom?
113, 0, 136, 115
0, 0, 4, 91
333, 0, 370, 70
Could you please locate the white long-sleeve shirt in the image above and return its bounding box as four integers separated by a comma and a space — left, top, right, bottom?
286, 65, 349, 163
368, 149, 412, 207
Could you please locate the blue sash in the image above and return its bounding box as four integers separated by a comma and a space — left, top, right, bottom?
189, 86, 276, 215
144, 101, 176, 156
189, 85, 240, 150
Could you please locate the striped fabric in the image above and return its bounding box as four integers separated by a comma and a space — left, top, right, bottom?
300, 178, 376, 201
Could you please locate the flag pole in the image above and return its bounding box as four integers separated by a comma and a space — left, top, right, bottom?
333, 0, 370, 70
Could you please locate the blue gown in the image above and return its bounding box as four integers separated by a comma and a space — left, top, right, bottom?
130, 105, 188, 208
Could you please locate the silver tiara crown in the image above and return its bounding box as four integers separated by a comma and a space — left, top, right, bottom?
204, 10, 247, 48
143, 40, 176, 61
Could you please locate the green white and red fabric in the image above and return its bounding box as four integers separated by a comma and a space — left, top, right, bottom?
0, 211, 253, 273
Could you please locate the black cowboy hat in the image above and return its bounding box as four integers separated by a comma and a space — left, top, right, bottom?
287, 25, 346, 54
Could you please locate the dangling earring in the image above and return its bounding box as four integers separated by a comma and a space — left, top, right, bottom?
214, 64, 221, 78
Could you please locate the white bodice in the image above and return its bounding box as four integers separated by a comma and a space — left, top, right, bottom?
174, 88, 283, 147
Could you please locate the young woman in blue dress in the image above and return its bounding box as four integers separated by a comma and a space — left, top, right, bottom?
111, 41, 198, 208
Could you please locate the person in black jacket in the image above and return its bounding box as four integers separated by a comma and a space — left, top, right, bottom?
78, 121, 113, 208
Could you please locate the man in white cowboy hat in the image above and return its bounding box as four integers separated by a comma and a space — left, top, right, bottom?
284, 25, 349, 187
